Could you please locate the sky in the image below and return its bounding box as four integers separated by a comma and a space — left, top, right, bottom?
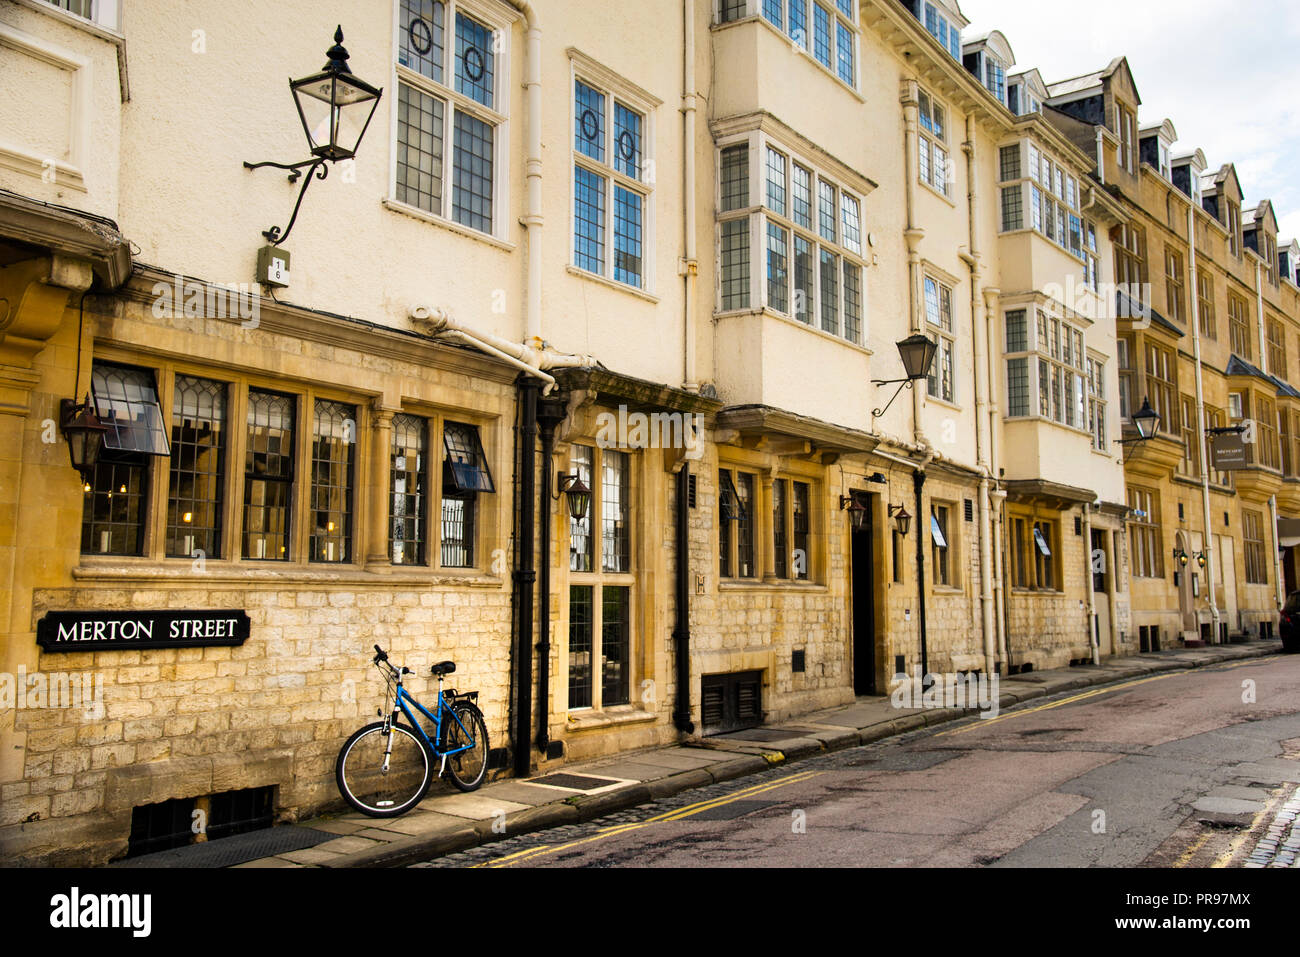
962, 0, 1300, 241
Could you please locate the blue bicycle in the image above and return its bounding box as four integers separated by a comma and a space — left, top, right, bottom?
335, 645, 490, 817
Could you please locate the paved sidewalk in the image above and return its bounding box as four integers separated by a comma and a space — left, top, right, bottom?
225, 640, 1285, 868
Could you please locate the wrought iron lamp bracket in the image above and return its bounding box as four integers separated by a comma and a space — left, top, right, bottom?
242, 156, 330, 245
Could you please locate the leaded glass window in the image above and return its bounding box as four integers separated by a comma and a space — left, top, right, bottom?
243, 390, 294, 561
167, 376, 226, 559
573, 71, 650, 289
310, 400, 356, 564
393, 1, 504, 236
390, 414, 427, 565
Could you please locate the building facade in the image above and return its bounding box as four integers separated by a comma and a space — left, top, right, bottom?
0, 0, 1294, 865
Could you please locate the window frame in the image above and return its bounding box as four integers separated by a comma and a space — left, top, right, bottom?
388, 0, 512, 240
1228, 292, 1252, 359
37, 0, 120, 31
567, 441, 637, 712
1003, 307, 1091, 434
1127, 486, 1164, 579
1196, 270, 1216, 340
716, 132, 868, 347
1267, 317, 1288, 381
1164, 246, 1185, 324
719, 462, 817, 584
569, 55, 659, 293
930, 501, 957, 589
917, 87, 952, 199
76, 356, 500, 573
924, 272, 956, 405
1243, 509, 1267, 585
1008, 509, 1061, 592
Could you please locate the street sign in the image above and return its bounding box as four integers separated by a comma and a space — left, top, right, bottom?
36, 610, 251, 652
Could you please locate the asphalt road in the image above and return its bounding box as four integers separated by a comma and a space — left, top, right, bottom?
417, 654, 1300, 868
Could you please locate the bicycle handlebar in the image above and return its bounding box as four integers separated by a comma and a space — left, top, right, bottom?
373, 645, 412, 676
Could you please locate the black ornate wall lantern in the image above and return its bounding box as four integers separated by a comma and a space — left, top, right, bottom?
839, 494, 869, 532
872, 334, 939, 418
243, 26, 383, 245
889, 503, 912, 536
59, 395, 108, 480
1117, 397, 1161, 445
556, 473, 591, 522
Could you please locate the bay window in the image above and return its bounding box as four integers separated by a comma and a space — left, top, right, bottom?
729, 1, 857, 86
718, 135, 866, 345
1002, 308, 1094, 433
999, 141, 1097, 282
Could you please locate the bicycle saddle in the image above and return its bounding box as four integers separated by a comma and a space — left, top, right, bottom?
430, 661, 456, 676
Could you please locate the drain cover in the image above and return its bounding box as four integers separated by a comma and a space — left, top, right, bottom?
526, 773, 623, 791
110, 826, 336, 868
685, 799, 778, 822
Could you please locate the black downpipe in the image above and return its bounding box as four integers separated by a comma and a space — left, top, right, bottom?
512, 377, 539, 778
913, 469, 930, 680
672, 464, 695, 733
535, 399, 567, 755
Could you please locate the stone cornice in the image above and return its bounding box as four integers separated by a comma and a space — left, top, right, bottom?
120, 265, 519, 387
0, 189, 132, 288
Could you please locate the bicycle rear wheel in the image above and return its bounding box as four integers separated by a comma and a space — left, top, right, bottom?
440, 703, 489, 792
336, 721, 432, 817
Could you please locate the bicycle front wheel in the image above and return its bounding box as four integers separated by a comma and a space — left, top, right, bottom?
336, 721, 433, 817
441, 703, 490, 792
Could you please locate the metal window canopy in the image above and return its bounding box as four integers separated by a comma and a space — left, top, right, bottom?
443, 422, 494, 493
930, 514, 947, 548
719, 470, 747, 521
90, 363, 171, 456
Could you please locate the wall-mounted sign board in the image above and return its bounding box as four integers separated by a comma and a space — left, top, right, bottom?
36, 610, 251, 652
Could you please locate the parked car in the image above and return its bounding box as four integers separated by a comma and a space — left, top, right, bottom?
1281, 592, 1300, 652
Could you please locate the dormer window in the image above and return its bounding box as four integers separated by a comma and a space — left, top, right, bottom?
922, 3, 962, 60
1116, 105, 1137, 173
1007, 83, 1039, 117
984, 55, 1006, 105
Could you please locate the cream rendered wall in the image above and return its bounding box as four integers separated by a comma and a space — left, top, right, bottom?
113, 1, 692, 390
0, 3, 123, 220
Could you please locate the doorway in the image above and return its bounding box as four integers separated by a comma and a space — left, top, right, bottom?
1176, 530, 1196, 639
1091, 529, 1112, 658
851, 492, 877, 695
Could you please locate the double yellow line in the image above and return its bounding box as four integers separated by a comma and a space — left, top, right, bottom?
477, 769, 823, 868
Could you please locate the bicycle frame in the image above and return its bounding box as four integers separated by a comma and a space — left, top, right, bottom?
382, 673, 476, 777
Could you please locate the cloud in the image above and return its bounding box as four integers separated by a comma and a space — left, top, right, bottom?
964, 0, 1300, 236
